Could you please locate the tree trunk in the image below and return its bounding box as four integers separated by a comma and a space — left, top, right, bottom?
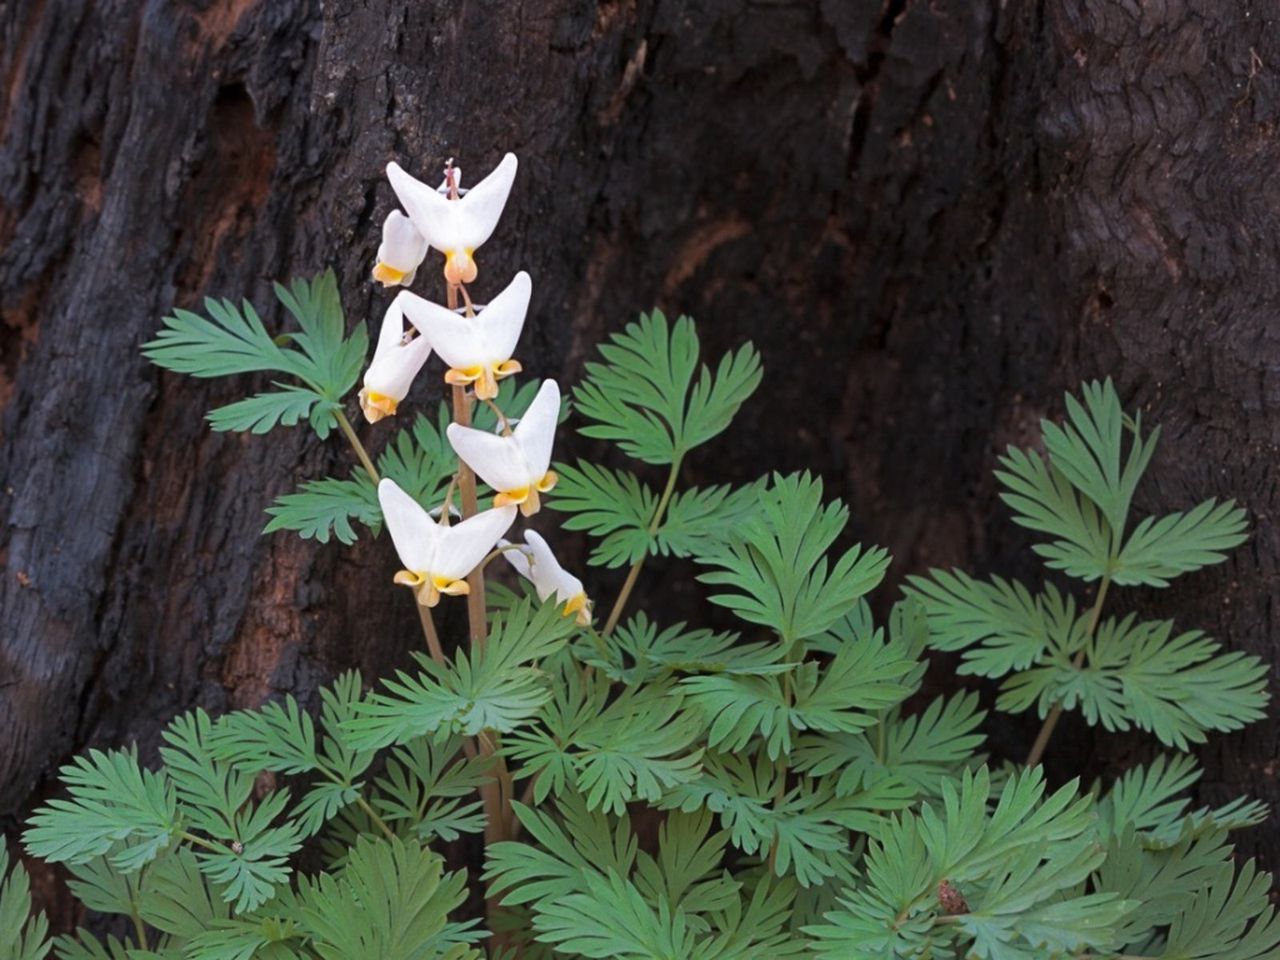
2, 0, 1276, 915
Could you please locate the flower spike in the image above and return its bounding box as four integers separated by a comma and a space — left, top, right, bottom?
447, 380, 560, 516
378, 478, 516, 607
359, 294, 433, 423
502, 530, 592, 625
372, 211, 429, 288
400, 271, 531, 400
386, 152, 518, 286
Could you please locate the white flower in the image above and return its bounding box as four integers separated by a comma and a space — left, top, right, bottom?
358, 295, 433, 423
400, 271, 530, 400
386, 152, 518, 286
371, 211, 429, 288
502, 530, 591, 625
447, 379, 560, 516
378, 478, 516, 607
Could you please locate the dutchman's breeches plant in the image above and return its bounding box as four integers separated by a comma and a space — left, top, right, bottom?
7, 152, 1278, 960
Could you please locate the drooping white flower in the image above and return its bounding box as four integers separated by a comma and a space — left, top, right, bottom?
400, 271, 530, 400
386, 153, 518, 286
502, 530, 591, 625
446, 379, 559, 516
378, 478, 516, 607
371, 211, 429, 288
359, 295, 433, 423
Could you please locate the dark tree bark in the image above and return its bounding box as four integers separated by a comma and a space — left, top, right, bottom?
2, 0, 1277, 917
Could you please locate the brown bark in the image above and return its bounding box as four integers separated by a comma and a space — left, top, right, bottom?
1, 0, 1276, 897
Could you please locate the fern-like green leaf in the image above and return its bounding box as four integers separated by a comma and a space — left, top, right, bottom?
1157, 858, 1280, 960
345, 599, 576, 748
999, 614, 1268, 750
1, 847, 51, 960
144, 271, 366, 441
1042, 378, 1157, 538
793, 690, 986, 801
905, 571, 1080, 677
573, 311, 761, 464
580, 613, 783, 685
23, 749, 178, 873
206, 384, 330, 436
806, 767, 1123, 959
136, 846, 231, 939
296, 836, 479, 960
696, 473, 889, 646
546, 461, 657, 567
1114, 498, 1249, 587
263, 476, 379, 545
995, 445, 1114, 582
506, 679, 703, 813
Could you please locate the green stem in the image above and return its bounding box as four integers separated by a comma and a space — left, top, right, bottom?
601, 457, 682, 636
584, 623, 611, 663
178, 830, 223, 853
335, 409, 380, 485
416, 603, 446, 665
767, 661, 797, 871
355, 796, 397, 841
1024, 574, 1112, 767
129, 900, 149, 950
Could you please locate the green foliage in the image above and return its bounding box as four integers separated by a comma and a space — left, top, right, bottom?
793, 689, 987, 801
909, 380, 1267, 756
549, 463, 766, 569
486, 799, 805, 959
296, 836, 480, 960
1, 847, 51, 960
504, 669, 704, 813
23, 749, 178, 873
696, 472, 890, 647
344, 598, 577, 749
160, 712, 303, 913
18, 288, 1261, 960
143, 271, 367, 441
546, 461, 656, 567
263, 377, 543, 545
681, 620, 915, 760
806, 767, 1135, 958
572, 310, 761, 464
575, 613, 784, 685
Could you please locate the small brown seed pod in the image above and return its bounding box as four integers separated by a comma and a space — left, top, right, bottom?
937, 879, 969, 915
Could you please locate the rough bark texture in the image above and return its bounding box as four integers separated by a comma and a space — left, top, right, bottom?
2, 0, 1277, 914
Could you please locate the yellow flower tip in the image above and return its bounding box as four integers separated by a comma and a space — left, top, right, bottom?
372, 261, 409, 287
432, 575, 470, 597
444, 365, 483, 388
359, 387, 398, 423
475, 367, 499, 400
519, 488, 542, 517
443, 249, 478, 286
394, 569, 436, 605
393, 570, 468, 607
494, 359, 523, 378
563, 593, 592, 626
536, 470, 558, 494
494, 487, 531, 509
393, 569, 425, 588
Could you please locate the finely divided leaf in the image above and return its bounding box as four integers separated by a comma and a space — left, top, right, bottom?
345, 599, 575, 748
23, 749, 178, 873
547, 461, 657, 567
696, 473, 889, 646
1114, 498, 1249, 587
1041, 378, 1157, 538
263, 476, 379, 545
573, 311, 761, 464
1, 847, 51, 960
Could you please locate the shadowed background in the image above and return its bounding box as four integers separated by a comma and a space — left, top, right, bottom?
2, 0, 1277, 920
